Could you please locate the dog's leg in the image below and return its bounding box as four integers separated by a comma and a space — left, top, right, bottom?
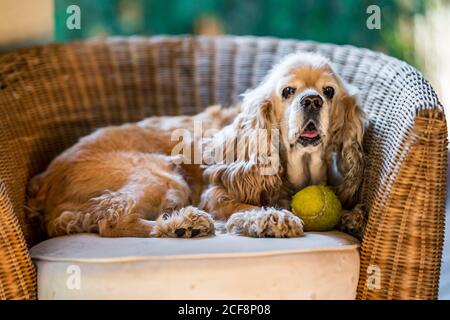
96, 195, 215, 238
226, 208, 304, 238
199, 185, 257, 220
89, 192, 157, 237
50, 193, 215, 238
154, 206, 215, 238
101, 207, 215, 238
45, 192, 155, 237
200, 185, 303, 238
99, 213, 157, 237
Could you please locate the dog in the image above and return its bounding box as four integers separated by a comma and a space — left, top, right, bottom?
28, 52, 366, 239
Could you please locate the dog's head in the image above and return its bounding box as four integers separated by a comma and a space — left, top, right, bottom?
240, 52, 366, 206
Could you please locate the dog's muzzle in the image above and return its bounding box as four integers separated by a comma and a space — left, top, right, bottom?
294, 92, 324, 147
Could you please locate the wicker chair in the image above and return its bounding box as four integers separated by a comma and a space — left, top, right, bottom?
0, 36, 447, 300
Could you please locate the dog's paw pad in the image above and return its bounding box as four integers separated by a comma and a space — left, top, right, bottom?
175, 228, 186, 237
156, 206, 215, 238
227, 208, 304, 238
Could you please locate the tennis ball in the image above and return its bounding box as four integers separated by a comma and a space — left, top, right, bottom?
291, 185, 342, 231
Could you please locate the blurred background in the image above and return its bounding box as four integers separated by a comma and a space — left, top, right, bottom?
0, 0, 450, 299
0, 0, 448, 112
53, 0, 422, 64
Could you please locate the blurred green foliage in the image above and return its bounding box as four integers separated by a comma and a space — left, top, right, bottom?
55, 0, 425, 65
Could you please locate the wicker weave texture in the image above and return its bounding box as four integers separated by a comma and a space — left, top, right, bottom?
0, 36, 446, 299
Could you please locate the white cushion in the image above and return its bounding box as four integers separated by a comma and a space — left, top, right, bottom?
30, 231, 360, 300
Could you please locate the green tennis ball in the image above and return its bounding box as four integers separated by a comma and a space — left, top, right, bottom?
291, 185, 342, 231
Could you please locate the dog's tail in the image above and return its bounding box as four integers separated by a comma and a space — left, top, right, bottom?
24, 172, 50, 239
27, 173, 47, 212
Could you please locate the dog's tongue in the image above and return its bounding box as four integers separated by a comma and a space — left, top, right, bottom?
300, 123, 319, 139
300, 131, 319, 139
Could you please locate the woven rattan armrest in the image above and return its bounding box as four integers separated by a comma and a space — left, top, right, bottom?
358, 108, 447, 299
353, 57, 447, 298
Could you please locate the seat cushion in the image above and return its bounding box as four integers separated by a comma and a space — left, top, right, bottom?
30, 231, 360, 300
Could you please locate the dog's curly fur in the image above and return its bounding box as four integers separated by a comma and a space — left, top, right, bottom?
28, 52, 366, 239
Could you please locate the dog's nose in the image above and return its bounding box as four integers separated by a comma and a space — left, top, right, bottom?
301, 95, 323, 110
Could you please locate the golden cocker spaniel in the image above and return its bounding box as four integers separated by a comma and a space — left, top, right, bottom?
28, 52, 366, 239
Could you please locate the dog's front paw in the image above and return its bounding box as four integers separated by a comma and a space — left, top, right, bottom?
154, 206, 215, 238
336, 204, 366, 239
226, 208, 304, 238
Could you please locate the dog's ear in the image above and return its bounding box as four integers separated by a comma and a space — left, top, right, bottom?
238, 83, 281, 173
200, 82, 282, 206
327, 83, 366, 207
240, 84, 276, 130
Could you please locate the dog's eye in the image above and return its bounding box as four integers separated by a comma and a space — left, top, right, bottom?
323, 86, 335, 99
282, 87, 296, 99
